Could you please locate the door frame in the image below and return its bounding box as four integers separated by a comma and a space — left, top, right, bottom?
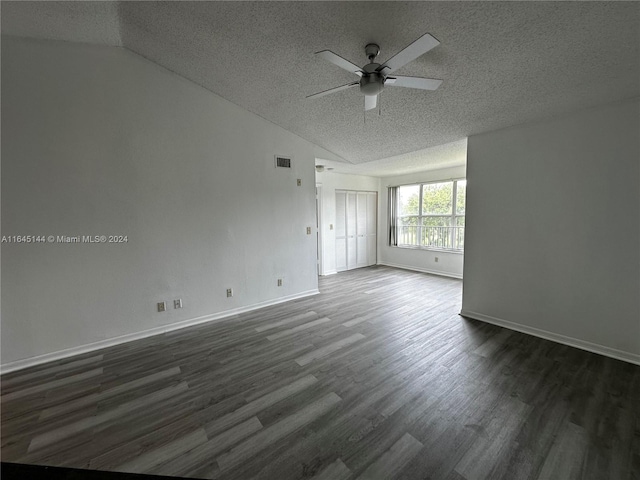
315, 184, 323, 276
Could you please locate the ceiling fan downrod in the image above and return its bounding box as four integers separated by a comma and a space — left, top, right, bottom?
365, 43, 380, 63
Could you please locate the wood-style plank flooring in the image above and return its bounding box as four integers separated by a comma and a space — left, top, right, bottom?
2, 266, 639, 479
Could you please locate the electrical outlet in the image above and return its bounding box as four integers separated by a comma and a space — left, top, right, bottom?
174, 299, 182, 309
277, 278, 283, 287
330, 224, 333, 230
306, 226, 312, 235
297, 179, 302, 187
157, 302, 166, 312
226, 288, 233, 298
434, 257, 439, 263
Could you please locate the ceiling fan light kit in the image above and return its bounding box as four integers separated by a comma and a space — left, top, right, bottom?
308, 32, 443, 112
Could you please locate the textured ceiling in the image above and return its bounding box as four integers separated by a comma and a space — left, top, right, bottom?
1, 1, 122, 46
3, 1, 640, 174
316, 139, 467, 177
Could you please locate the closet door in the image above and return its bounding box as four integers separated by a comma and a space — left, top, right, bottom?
336, 190, 377, 271
335, 191, 347, 272
356, 192, 369, 267
366, 192, 378, 266
346, 192, 357, 270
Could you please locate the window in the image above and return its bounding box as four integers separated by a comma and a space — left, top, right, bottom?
393, 179, 466, 251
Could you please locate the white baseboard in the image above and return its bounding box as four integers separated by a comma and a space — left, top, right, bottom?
460, 309, 640, 366
1, 289, 320, 374
377, 261, 463, 279
320, 269, 337, 276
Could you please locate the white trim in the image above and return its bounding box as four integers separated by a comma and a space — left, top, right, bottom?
335, 188, 378, 194
391, 245, 464, 255
460, 309, 640, 366
315, 184, 323, 276
1, 289, 320, 374
320, 269, 338, 276
377, 261, 463, 279
387, 177, 467, 188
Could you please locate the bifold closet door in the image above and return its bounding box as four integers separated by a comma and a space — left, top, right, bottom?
356, 192, 369, 268
335, 190, 377, 272
346, 192, 357, 270
366, 192, 377, 266
335, 191, 347, 272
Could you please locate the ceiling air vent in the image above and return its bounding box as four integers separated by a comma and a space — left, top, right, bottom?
275, 155, 292, 169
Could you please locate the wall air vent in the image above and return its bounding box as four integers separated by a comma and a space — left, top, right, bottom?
275, 156, 292, 169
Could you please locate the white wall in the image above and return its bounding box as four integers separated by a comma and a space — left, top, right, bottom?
1, 36, 319, 368
463, 99, 640, 364
315, 172, 380, 275
378, 166, 467, 278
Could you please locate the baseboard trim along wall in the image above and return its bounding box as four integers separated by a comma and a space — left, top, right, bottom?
320, 269, 338, 276
460, 309, 640, 366
377, 262, 463, 280
1, 289, 320, 374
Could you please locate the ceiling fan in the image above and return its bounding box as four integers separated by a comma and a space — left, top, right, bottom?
307, 33, 443, 111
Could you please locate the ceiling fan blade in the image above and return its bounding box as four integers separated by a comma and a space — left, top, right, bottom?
385, 76, 442, 90
307, 81, 359, 99
364, 95, 377, 111
316, 50, 364, 76
378, 33, 440, 73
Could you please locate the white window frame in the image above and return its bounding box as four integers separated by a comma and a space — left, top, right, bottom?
395, 178, 466, 253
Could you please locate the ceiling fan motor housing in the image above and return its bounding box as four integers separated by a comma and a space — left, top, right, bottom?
360, 63, 385, 95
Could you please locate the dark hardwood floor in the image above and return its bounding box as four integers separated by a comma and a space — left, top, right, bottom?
2, 266, 639, 479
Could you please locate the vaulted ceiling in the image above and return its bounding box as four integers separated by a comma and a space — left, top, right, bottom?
3, 1, 639, 172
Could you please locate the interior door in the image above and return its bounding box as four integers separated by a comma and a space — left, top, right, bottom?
335, 191, 347, 272
366, 192, 377, 266
356, 192, 368, 267
335, 190, 377, 272
346, 192, 357, 270
315, 185, 322, 275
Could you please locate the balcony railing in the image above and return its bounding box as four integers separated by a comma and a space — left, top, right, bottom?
398, 225, 465, 250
